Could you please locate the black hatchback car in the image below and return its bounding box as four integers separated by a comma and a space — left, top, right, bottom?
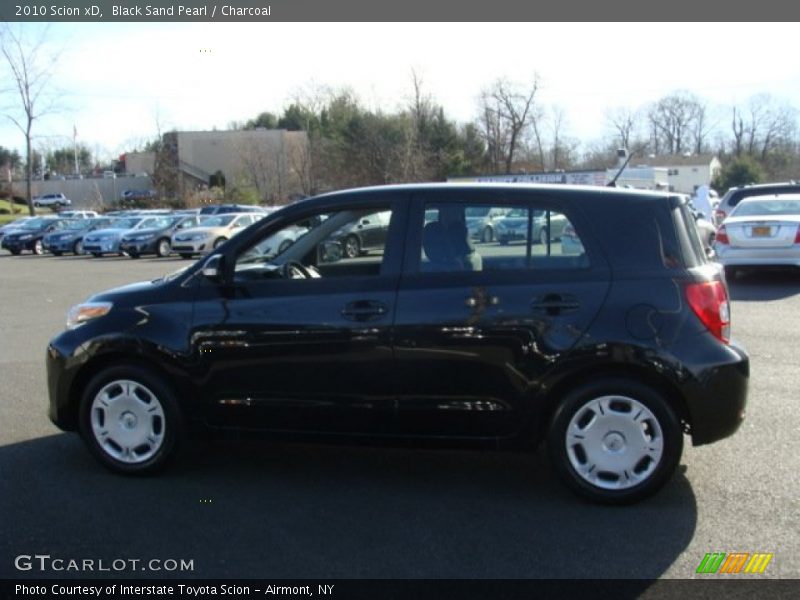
46, 184, 749, 504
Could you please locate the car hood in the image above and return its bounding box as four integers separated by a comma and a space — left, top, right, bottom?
174, 226, 227, 237
121, 227, 168, 238
85, 227, 130, 237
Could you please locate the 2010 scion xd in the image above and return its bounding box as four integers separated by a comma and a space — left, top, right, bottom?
46, 184, 749, 504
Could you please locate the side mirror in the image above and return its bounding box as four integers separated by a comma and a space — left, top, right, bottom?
201, 253, 225, 283
318, 241, 343, 264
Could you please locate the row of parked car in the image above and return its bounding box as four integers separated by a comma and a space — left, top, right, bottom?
0, 204, 279, 259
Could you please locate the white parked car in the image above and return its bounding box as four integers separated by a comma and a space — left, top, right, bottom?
171, 213, 260, 258
33, 193, 72, 208
714, 194, 800, 276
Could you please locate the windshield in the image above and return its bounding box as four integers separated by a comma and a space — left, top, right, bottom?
465, 207, 490, 218
63, 220, 87, 230
200, 215, 235, 227
109, 218, 142, 229
21, 218, 52, 229
733, 199, 800, 217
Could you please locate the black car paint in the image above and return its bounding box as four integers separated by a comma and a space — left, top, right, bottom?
47, 185, 748, 452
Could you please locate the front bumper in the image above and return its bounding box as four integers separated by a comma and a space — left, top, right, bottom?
172, 240, 208, 254
2, 238, 35, 252
83, 240, 120, 254
120, 239, 158, 255
43, 238, 78, 253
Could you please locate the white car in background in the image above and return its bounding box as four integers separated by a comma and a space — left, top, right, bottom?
171, 213, 260, 258
714, 194, 800, 276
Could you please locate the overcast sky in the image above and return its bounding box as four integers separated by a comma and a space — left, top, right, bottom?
2, 22, 799, 162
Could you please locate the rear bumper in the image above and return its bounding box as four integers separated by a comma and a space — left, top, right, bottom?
683, 340, 749, 446
716, 246, 800, 267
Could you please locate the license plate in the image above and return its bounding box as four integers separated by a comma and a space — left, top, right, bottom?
752, 226, 771, 237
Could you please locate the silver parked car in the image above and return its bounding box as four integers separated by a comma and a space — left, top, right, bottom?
714, 195, 800, 276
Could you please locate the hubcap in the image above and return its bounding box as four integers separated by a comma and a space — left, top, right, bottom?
565, 395, 663, 490
159, 240, 170, 256
90, 379, 166, 464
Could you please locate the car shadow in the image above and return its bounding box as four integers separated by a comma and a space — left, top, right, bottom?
0, 433, 697, 583
727, 269, 800, 302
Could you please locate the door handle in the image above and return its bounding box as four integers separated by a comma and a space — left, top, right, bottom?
531, 294, 579, 316
341, 300, 388, 321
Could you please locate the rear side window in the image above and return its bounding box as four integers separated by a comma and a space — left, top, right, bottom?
674, 204, 707, 268
584, 201, 681, 271
418, 202, 589, 273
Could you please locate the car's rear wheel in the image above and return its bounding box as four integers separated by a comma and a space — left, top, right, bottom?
548, 378, 683, 504
73, 240, 84, 255
539, 228, 549, 246
156, 238, 171, 257
481, 226, 494, 243
78, 364, 181, 474
344, 235, 360, 259
33, 239, 44, 255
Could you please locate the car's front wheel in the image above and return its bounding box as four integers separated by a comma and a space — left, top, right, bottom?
156, 238, 171, 258
78, 364, 182, 474
33, 239, 44, 255
343, 234, 360, 259
547, 378, 683, 504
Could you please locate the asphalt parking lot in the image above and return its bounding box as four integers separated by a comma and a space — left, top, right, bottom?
1, 253, 798, 582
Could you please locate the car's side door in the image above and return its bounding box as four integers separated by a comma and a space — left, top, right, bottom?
392, 189, 611, 439
189, 195, 408, 434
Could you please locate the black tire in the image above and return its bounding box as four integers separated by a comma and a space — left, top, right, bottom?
179, 253, 193, 260
128, 250, 140, 259
213, 237, 227, 249
33, 239, 44, 255
73, 240, 84, 255
10, 249, 21, 255
156, 238, 171, 258
481, 226, 494, 244
547, 377, 683, 505
539, 228, 549, 246
498, 237, 509, 246
344, 234, 360, 259
78, 364, 182, 475
91, 252, 102, 258
52, 250, 63, 257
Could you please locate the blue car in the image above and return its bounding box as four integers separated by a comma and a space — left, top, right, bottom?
82, 216, 165, 257
42, 217, 114, 256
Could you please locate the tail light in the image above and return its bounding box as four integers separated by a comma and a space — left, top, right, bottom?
686, 281, 730, 343
715, 225, 730, 245
795, 226, 800, 244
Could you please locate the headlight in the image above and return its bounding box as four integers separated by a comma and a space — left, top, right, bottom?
66, 301, 113, 329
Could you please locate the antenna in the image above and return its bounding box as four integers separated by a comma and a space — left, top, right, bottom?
607, 149, 636, 187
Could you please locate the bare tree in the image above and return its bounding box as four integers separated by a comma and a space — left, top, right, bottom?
647, 91, 705, 155
605, 106, 640, 151
0, 24, 60, 215
477, 76, 541, 173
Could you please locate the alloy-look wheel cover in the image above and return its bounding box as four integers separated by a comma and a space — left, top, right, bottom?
90, 379, 166, 464
565, 395, 664, 490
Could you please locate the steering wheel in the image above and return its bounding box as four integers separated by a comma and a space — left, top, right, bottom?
281, 260, 314, 279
